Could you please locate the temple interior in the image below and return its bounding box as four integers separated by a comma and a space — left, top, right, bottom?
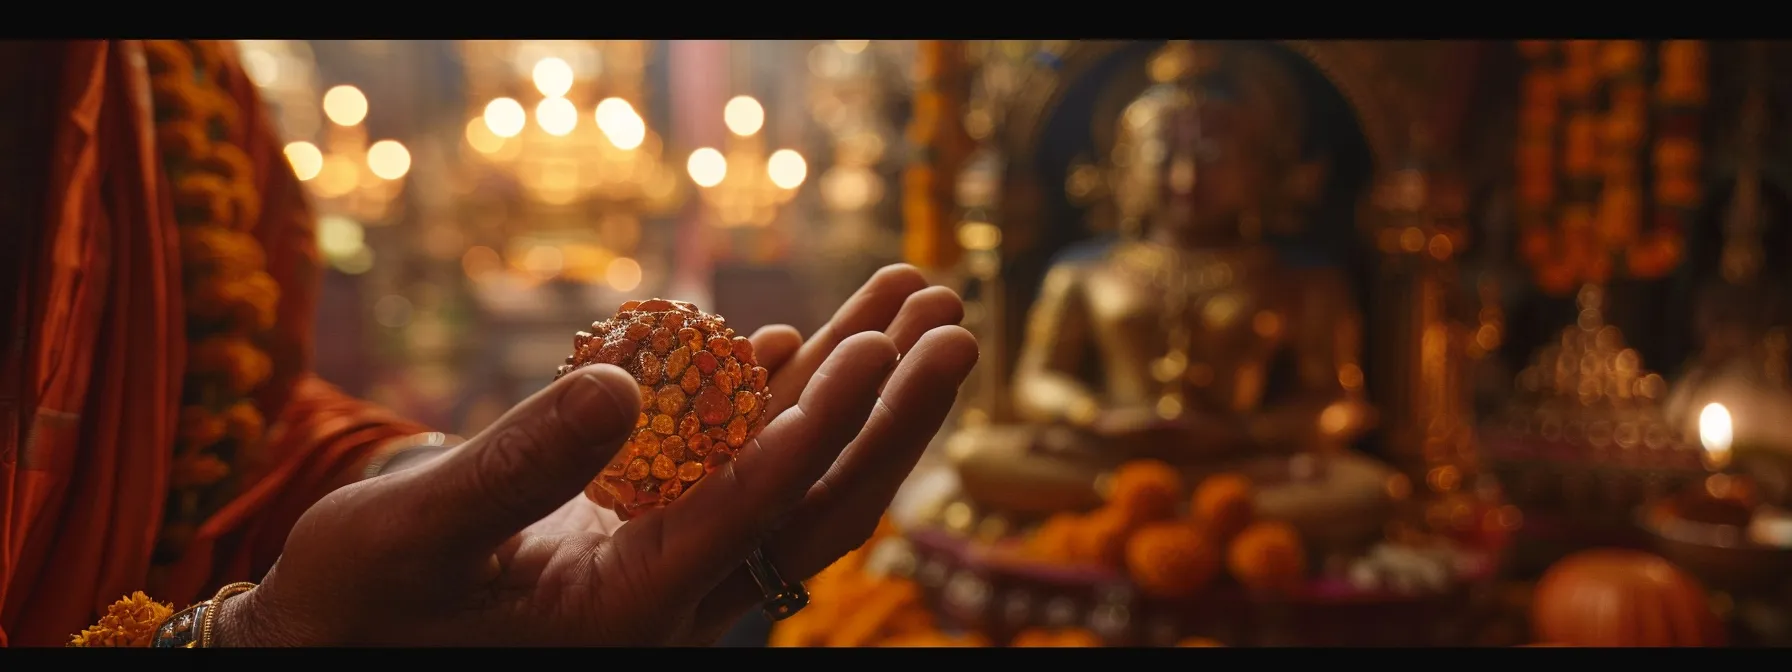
254, 39, 1792, 647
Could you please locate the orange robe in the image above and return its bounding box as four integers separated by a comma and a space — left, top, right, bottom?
0, 40, 426, 646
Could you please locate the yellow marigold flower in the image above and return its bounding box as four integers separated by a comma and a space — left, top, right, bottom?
68, 591, 173, 647
197, 143, 253, 185
157, 120, 212, 161
190, 336, 272, 396
222, 401, 264, 445
177, 405, 227, 450
180, 227, 265, 279
172, 173, 235, 228
188, 271, 279, 333
171, 452, 230, 489
143, 40, 195, 80
226, 178, 263, 231
233, 270, 280, 332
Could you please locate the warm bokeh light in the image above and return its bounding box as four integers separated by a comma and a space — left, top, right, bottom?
461, 245, 502, 279
283, 141, 324, 181
484, 98, 527, 138
836, 40, 870, 54
366, 140, 411, 180
336, 247, 375, 275
314, 154, 360, 198
243, 50, 279, 87
723, 96, 764, 136
595, 98, 647, 150
767, 149, 807, 190
373, 294, 414, 329
687, 147, 727, 188
465, 117, 504, 154
316, 216, 365, 259
531, 57, 575, 98
536, 97, 578, 136
606, 257, 643, 292
322, 85, 369, 126
521, 245, 565, 279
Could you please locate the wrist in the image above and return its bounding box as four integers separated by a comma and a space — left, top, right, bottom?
210, 589, 281, 647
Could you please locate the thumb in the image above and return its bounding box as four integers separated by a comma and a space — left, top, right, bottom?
413, 364, 639, 553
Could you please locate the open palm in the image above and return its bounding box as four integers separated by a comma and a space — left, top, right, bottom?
222, 266, 974, 646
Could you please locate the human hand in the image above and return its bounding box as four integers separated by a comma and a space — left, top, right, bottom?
216, 265, 976, 646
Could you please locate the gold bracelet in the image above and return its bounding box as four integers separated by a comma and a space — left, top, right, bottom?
199, 582, 258, 648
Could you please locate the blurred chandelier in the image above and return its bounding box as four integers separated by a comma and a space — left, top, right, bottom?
685, 44, 809, 228
460, 40, 681, 213
240, 40, 406, 275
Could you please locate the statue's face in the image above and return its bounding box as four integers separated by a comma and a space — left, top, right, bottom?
1156, 91, 1276, 238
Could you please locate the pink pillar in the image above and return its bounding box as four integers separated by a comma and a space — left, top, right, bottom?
666, 40, 727, 307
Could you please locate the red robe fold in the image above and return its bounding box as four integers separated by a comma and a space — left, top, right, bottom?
0, 40, 426, 647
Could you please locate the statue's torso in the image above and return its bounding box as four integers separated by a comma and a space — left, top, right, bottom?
1079, 243, 1305, 414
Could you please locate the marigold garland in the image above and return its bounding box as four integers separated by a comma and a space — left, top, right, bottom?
67, 592, 174, 647
142, 40, 279, 563
1515, 40, 1706, 295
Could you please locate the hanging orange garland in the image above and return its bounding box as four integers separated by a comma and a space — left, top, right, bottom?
143, 40, 280, 563
902, 40, 975, 271
1516, 40, 1706, 295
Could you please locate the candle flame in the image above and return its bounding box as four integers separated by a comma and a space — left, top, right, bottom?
1699, 403, 1733, 451
1699, 403, 1734, 472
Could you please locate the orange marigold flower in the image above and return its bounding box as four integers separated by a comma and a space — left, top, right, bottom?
67, 591, 173, 647
1191, 473, 1256, 542
172, 173, 235, 227
190, 335, 272, 396
1025, 513, 1081, 563
143, 40, 195, 79
222, 401, 264, 445
226, 179, 263, 231
233, 271, 280, 332
1125, 521, 1220, 600
170, 452, 230, 489
1011, 628, 1103, 647
1109, 459, 1182, 524
196, 143, 253, 185
180, 227, 265, 278
176, 405, 227, 450
1227, 520, 1307, 595
881, 631, 989, 647
156, 120, 212, 161
1069, 507, 1134, 568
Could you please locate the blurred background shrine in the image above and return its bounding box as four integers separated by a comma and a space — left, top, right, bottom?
257, 39, 1792, 647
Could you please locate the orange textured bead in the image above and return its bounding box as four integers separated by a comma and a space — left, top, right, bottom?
1192, 473, 1256, 542
559, 299, 774, 519
1109, 459, 1183, 524
1227, 520, 1307, 594
1125, 521, 1219, 599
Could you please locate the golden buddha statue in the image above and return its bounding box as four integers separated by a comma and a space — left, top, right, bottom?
944, 42, 1396, 552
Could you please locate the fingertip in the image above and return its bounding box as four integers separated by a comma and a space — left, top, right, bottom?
750, 324, 803, 342
869, 263, 929, 297
837, 329, 901, 368
914, 325, 980, 363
